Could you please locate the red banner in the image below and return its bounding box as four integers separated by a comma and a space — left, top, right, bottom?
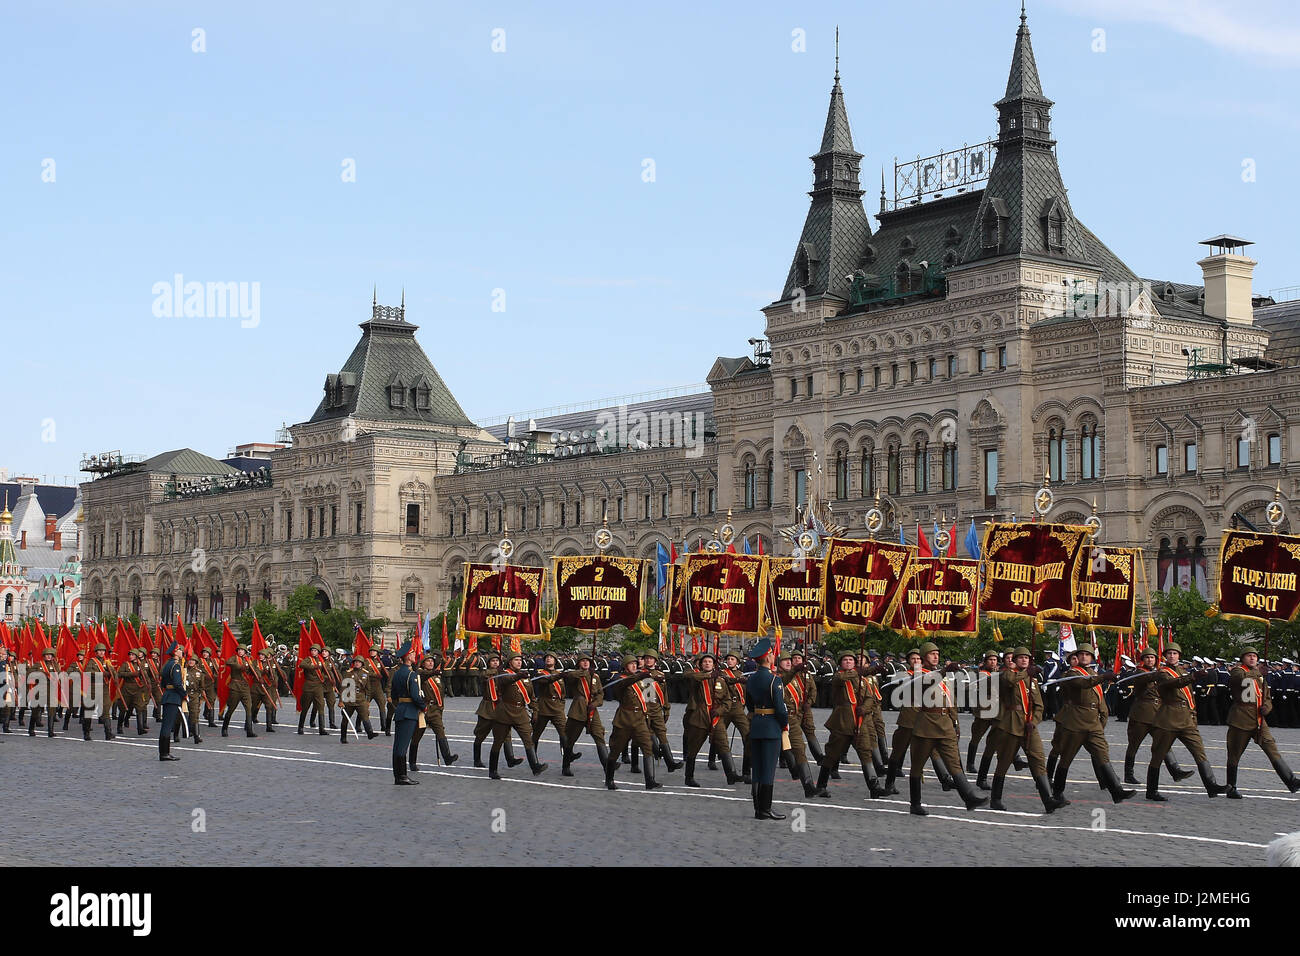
979, 522, 1088, 621
1216, 530, 1300, 623
1072, 545, 1138, 631
891, 557, 980, 636
459, 563, 545, 638
552, 555, 646, 631
821, 538, 912, 628
680, 553, 767, 635
767, 557, 823, 629
665, 563, 690, 629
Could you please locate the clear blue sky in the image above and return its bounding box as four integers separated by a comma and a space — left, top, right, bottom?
6, 0, 1298, 481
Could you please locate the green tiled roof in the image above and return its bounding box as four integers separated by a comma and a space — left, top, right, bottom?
139, 449, 239, 476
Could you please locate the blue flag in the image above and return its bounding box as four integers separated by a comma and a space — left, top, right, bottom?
422, 612, 431, 651
964, 518, 981, 560
898, 523, 906, 546
656, 542, 669, 595
741, 536, 752, 555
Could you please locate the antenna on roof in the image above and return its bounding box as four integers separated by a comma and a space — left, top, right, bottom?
834, 25, 840, 82
373, 285, 377, 307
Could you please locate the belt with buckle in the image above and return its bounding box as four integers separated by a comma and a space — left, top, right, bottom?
753, 707, 776, 715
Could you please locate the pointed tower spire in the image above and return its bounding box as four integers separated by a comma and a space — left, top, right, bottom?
880, 168, 887, 214
778, 43, 870, 303
1000, 2, 1044, 104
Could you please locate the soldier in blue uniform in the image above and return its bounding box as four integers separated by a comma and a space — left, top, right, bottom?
744, 638, 788, 821
157, 641, 188, 762
390, 640, 425, 785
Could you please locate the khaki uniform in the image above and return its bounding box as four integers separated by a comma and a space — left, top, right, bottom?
117, 658, 152, 731
682, 669, 733, 761
562, 669, 606, 746
992, 668, 1046, 776
907, 669, 961, 781
221, 656, 255, 725
1148, 664, 1208, 765
1226, 664, 1282, 764
298, 657, 329, 733
530, 668, 568, 748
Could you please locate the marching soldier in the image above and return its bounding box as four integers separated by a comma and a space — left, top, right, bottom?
390, 640, 424, 785
602, 658, 660, 791
719, 652, 752, 783
561, 652, 608, 777
0, 651, 12, 732
183, 650, 204, 744
28, 646, 59, 738
901, 642, 987, 815
1141, 642, 1225, 800
777, 652, 827, 797
681, 652, 742, 786
198, 648, 219, 726
408, 653, 458, 770
297, 645, 331, 735
1120, 647, 1193, 784
320, 648, 340, 729
1225, 646, 1300, 796
249, 648, 280, 733
987, 647, 1061, 813
530, 652, 577, 767
220, 645, 259, 738
788, 649, 828, 772
744, 638, 788, 820
815, 651, 888, 799
157, 640, 187, 762
339, 656, 379, 742
471, 652, 520, 769
858, 651, 890, 776
639, 649, 680, 772
1048, 643, 1135, 805
84, 643, 116, 740
364, 650, 391, 736
117, 648, 152, 736
486, 653, 548, 779
966, 650, 1001, 773
883, 648, 953, 796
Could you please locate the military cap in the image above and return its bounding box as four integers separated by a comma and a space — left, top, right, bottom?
777, 652, 794, 663
983, 649, 999, 659
906, 647, 921, 658
917, 641, 939, 655
1164, 642, 1182, 654
747, 638, 774, 659
1140, 646, 1158, 658
639, 647, 659, 660
1012, 646, 1032, 657
1239, 646, 1259, 658
94, 643, 107, 652
695, 653, 716, 667
1075, 644, 1096, 656
396, 639, 417, 660
42, 646, 56, 656
576, 651, 594, 663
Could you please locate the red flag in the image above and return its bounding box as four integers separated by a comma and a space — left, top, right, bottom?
946, 522, 958, 557
1113, 636, 1123, 674
757, 537, 764, 556
1157, 626, 1166, 659
175, 617, 189, 652
307, 618, 326, 653
916, 523, 933, 558
352, 626, 373, 660
441, 615, 449, 654
726, 543, 736, 554
669, 542, 678, 564
56, 624, 78, 670
111, 626, 131, 669
218, 621, 239, 709
492, 635, 502, 654
293, 622, 314, 710
0, 622, 10, 656
250, 619, 268, 658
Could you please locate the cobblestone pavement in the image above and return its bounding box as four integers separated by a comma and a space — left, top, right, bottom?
2, 699, 1296, 867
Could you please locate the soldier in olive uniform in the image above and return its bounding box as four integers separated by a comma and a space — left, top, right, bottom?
966, 651, 1001, 772
364, 651, 391, 735
471, 652, 520, 769
561, 652, 608, 776
183, 650, 204, 744
1225, 646, 1300, 797
987, 647, 1060, 813
390, 640, 424, 785
1048, 643, 1135, 805
719, 653, 753, 783
339, 656, 380, 742
408, 653, 459, 770
116, 648, 152, 735
83, 643, 116, 740
883, 649, 953, 795
297, 645, 332, 735
487, 653, 548, 779
602, 658, 661, 791
681, 653, 742, 786
28, 647, 59, 738
1138, 642, 1225, 800
198, 648, 219, 726
220, 645, 259, 738
249, 648, 280, 733
816, 651, 889, 799
788, 649, 828, 771
638, 649, 680, 772
530, 652, 577, 767
778, 652, 827, 797
1120, 648, 1192, 784
899, 643, 988, 814
319, 648, 340, 729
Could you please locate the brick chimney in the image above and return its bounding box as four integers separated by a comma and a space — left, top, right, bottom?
1197, 235, 1256, 326
53, 531, 61, 551
45, 515, 56, 541
20, 530, 26, 549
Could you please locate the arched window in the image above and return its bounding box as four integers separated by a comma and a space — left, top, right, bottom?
765, 458, 774, 506
1048, 427, 1064, 483
835, 450, 848, 500
744, 462, 756, 510
1080, 422, 1099, 479
888, 445, 901, 496
914, 441, 929, 493
861, 448, 874, 498
942, 442, 957, 491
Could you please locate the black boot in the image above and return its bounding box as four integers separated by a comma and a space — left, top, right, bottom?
1046, 750, 1059, 780
159, 736, 178, 761
707, 746, 717, 771
340, 716, 349, 743
883, 766, 901, 796
244, 717, 258, 738
1123, 754, 1139, 785
27, 708, 37, 736
815, 762, 833, 796
643, 759, 661, 791
221, 713, 231, 737
1097, 764, 1138, 806
908, 777, 928, 816
562, 751, 574, 777
409, 740, 421, 772
363, 718, 378, 740
752, 782, 765, 819
136, 711, 146, 735
394, 755, 417, 784
1051, 763, 1071, 805
762, 784, 785, 820
741, 752, 752, 785
720, 752, 742, 785
784, 749, 801, 780
684, 757, 701, 787
266, 709, 276, 733
977, 743, 996, 789
505, 741, 523, 768
1012, 756, 1029, 771
966, 739, 979, 774
1196, 759, 1226, 798
1033, 773, 1062, 813
952, 771, 989, 811
1226, 764, 1242, 799
1146, 765, 1167, 801
526, 745, 548, 776
801, 762, 827, 797
1268, 756, 1300, 792
604, 755, 618, 790
328, 705, 336, 729
933, 754, 954, 791
81, 719, 92, 741
1168, 753, 1194, 781
595, 742, 609, 773
101, 715, 115, 740
488, 749, 502, 780
473, 742, 485, 768
989, 775, 1007, 811
297, 711, 307, 735
630, 746, 641, 774
861, 762, 886, 799
661, 745, 680, 773
438, 736, 459, 765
